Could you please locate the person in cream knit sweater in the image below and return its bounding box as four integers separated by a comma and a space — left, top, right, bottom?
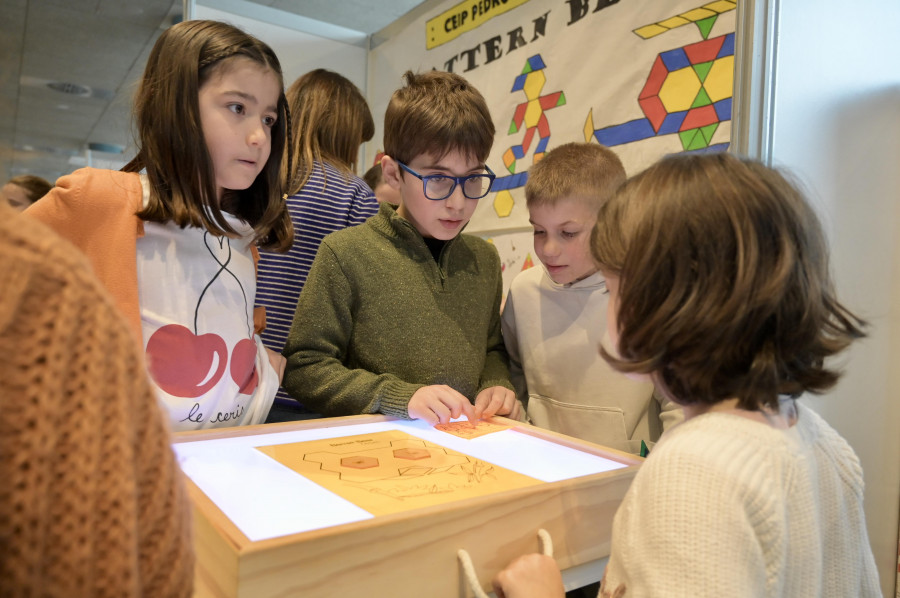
492, 153, 880, 598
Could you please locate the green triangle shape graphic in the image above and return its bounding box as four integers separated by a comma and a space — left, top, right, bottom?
695, 15, 717, 39
693, 61, 713, 82
679, 129, 698, 150
508, 160, 517, 173
700, 123, 719, 144
691, 88, 713, 109
509, 121, 519, 135
686, 128, 710, 150
522, 63, 533, 74
557, 91, 567, 107
688, 136, 708, 150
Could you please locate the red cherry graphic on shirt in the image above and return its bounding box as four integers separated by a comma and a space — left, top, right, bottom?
230, 337, 259, 395
145, 324, 228, 398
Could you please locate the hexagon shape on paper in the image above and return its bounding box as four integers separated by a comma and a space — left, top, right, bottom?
341, 455, 378, 469
394, 448, 430, 460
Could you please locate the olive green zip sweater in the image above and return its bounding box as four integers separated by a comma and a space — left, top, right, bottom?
282, 202, 513, 418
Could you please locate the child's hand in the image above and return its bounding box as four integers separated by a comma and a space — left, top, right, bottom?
408, 385, 476, 425
474, 386, 520, 420
265, 347, 286, 383
492, 553, 564, 598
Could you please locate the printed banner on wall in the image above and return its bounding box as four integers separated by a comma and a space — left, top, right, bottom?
368, 0, 736, 293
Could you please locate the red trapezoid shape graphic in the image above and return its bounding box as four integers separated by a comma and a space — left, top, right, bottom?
640, 56, 668, 99
639, 95, 667, 132
680, 104, 719, 130
684, 35, 725, 65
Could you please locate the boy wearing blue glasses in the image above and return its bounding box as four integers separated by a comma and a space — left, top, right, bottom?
281, 70, 520, 424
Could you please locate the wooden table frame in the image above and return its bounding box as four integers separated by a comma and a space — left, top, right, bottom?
174, 415, 641, 598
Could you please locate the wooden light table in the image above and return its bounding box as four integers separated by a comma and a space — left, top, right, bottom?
173, 415, 641, 597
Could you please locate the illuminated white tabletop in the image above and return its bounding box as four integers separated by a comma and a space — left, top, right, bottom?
173, 418, 626, 542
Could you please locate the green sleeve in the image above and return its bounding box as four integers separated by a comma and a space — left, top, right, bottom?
477, 256, 514, 394
281, 241, 422, 417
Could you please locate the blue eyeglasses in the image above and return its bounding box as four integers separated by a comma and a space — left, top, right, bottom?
397, 161, 496, 201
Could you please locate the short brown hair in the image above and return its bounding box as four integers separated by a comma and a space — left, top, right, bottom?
363, 162, 383, 190
7, 175, 52, 204
124, 20, 292, 251
283, 69, 374, 195
591, 152, 866, 412
525, 142, 625, 210
383, 70, 494, 166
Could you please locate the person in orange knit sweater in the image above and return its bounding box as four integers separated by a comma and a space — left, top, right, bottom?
1, 199, 193, 596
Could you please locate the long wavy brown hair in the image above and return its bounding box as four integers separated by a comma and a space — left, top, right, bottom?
282, 69, 374, 195
591, 152, 866, 412
123, 20, 293, 251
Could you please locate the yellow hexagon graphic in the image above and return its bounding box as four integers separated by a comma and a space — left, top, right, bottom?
658, 67, 702, 112
704, 55, 734, 102
522, 69, 546, 100
494, 190, 515, 218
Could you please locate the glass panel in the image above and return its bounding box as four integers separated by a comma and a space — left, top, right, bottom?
425, 176, 454, 198
463, 175, 489, 198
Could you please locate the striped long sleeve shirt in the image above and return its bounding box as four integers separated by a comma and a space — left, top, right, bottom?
256, 161, 379, 404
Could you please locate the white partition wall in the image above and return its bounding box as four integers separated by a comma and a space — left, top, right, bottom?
737, 1, 900, 594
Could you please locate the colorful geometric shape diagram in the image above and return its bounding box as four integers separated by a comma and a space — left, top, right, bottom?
256, 431, 542, 516
503, 54, 566, 175
491, 54, 566, 218
633, 0, 737, 40
585, 32, 734, 152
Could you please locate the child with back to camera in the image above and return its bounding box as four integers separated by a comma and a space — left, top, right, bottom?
501, 142, 682, 454
281, 70, 520, 425
254, 68, 379, 420
26, 20, 293, 431
492, 152, 880, 598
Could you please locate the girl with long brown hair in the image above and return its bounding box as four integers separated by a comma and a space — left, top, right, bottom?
26, 20, 293, 430
255, 68, 378, 420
